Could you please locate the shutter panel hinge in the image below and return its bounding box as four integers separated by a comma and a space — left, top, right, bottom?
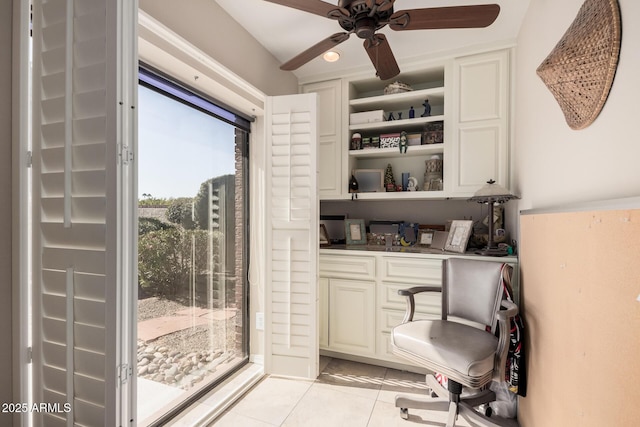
118, 364, 132, 384
26, 151, 32, 168
119, 145, 134, 166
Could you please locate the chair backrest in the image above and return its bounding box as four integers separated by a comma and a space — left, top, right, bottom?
442, 258, 506, 328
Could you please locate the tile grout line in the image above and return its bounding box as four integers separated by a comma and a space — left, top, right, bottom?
277, 373, 321, 426
365, 366, 387, 427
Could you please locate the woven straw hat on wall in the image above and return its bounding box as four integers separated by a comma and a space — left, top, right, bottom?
536, 0, 622, 130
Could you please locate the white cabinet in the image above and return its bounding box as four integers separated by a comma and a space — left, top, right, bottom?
328, 278, 376, 356
303, 48, 512, 200
448, 49, 511, 196
319, 250, 519, 370
302, 79, 344, 199
319, 253, 376, 356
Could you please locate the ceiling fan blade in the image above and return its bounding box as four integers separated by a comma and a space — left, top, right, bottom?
375, 0, 395, 13
280, 32, 351, 71
363, 34, 400, 81
263, 0, 348, 20
390, 4, 500, 31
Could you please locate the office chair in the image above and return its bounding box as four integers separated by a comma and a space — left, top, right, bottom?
391, 258, 518, 427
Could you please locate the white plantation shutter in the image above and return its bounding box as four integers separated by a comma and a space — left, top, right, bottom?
31, 0, 137, 426
265, 94, 319, 379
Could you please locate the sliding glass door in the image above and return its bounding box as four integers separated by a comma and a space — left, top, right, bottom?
136, 68, 249, 425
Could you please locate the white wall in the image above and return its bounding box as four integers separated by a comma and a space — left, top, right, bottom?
138, 0, 299, 96
0, 0, 12, 425
512, 0, 639, 215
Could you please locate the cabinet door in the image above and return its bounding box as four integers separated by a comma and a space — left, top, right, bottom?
319, 277, 329, 349
328, 279, 376, 356
302, 80, 343, 199
449, 49, 510, 196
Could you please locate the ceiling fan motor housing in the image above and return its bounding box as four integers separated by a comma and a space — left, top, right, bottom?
337, 0, 395, 39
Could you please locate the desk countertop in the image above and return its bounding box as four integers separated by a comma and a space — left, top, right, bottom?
321, 245, 518, 262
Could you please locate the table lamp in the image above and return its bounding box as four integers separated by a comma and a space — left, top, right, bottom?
468, 180, 518, 256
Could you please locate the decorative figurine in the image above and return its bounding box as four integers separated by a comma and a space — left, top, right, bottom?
384, 163, 396, 192
421, 99, 431, 117
399, 131, 408, 153
349, 173, 359, 200
397, 112, 403, 120
350, 132, 362, 150
409, 106, 415, 119
387, 111, 396, 121
407, 176, 418, 191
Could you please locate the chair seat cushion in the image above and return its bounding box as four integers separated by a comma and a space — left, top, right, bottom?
391, 320, 498, 379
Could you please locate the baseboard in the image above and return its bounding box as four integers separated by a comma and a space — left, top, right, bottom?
320, 349, 429, 375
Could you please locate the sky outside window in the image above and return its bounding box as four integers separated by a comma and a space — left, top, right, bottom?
138, 85, 236, 199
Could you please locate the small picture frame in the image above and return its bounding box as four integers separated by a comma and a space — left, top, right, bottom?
417, 229, 435, 247
320, 224, 331, 247
431, 231, 449, 251
345, 219, 367, 245
444, 220, 474, 253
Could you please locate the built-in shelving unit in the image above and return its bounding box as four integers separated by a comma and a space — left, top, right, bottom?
347, 66, 447, 199
304, 48, 512, 201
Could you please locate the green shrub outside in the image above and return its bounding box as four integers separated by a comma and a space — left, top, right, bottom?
166, 197, 197, 230
138, 217, 175, 236
138, 228, 221, 299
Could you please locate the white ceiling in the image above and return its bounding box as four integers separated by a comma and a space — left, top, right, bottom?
215, 0, 530, 81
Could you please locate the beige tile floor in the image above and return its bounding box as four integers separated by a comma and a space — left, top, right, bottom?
209, 357, 519, 427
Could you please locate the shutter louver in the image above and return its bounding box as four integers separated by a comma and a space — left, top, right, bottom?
265, 95, 319, 379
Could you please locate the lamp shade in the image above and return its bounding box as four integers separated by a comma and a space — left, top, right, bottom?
469, 180, 518, 203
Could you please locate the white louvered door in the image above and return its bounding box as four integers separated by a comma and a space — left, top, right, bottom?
30, 1, 137, 425
265, 94, 319, 379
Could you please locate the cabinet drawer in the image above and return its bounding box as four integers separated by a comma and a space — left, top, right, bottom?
320, 254, 376, 280
381, 257, 442, 285
379, 282, 442, 313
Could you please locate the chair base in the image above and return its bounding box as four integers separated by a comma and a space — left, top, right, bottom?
395, 374, 516, 427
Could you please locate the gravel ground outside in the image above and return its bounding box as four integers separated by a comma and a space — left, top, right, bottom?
136, 297, 240, 390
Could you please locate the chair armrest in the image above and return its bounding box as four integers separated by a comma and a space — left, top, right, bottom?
397, 286, 441, 324
398, 286, 441, 296
497, 299, 518, 321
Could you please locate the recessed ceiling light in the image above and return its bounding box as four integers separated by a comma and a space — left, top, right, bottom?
323, 50, 340, 63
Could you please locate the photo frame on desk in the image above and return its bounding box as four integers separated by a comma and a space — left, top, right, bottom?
431, 231, 449, 251
345, 219, 367, 245
445, 220, 473, 253
417, 229, 435, 247
320, 224, 331, 247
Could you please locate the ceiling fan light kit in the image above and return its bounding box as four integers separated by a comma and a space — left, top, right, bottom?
266, 0, 501, 80
323, 50, 341, 62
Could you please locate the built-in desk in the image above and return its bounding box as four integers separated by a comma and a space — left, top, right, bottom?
319, 248, 518, 371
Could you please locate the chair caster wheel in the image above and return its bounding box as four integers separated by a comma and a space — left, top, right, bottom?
400, 407, 409, 420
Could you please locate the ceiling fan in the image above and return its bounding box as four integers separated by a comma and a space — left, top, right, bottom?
265, 0, 500, 80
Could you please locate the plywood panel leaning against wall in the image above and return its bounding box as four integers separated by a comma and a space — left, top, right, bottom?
519, 202, 640, 427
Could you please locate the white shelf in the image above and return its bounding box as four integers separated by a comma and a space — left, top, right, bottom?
354, 190, 446, 201
349, 115, 444, 132
350, 87, 445, 112
349, 144, 443, 159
